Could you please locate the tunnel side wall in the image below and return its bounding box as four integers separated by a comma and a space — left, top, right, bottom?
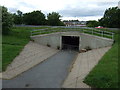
80, 33, 114, 49
31, 33, 61, 49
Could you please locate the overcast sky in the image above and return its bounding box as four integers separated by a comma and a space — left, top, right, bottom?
1, 0, 119, 21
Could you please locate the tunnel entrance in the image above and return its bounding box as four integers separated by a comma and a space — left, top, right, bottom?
62, 36, 79, 51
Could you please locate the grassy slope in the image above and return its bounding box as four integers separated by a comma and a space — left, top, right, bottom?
2, 26, 49, 71
83, 30, 119, 88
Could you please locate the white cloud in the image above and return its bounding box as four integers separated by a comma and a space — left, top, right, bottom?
61, 16, 102, 21
1, 0, 119, 21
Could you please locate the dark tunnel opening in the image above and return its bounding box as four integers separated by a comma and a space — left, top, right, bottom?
62, 36, 79, 51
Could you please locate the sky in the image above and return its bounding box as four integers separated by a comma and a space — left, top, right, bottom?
1, 0, 119, 21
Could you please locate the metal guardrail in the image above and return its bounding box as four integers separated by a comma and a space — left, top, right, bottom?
31, 28, 114, 40
82, 29, 114, 39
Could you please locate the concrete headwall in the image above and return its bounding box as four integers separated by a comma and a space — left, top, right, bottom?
80, 33, 113, 49
31, 33, 61, 49
31, 32, 114, 51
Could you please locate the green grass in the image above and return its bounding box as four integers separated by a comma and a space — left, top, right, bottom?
2, 26, 47, 71
2, 44, 23, 71
83, 30, 119, 88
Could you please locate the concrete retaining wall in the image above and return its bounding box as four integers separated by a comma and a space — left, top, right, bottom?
31, 33, 61, 49
31, 32, 114, 51
80, 33, 113, 49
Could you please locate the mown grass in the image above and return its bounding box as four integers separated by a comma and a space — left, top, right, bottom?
2, 44, 23, 71
83, 30, 119, 88
2, 26, 48, 71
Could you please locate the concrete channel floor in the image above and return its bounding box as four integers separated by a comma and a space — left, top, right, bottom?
2, 50, 78, 88
62, 46, 111, 88
1, 41, 59, 79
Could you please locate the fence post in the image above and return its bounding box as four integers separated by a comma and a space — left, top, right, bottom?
92, 29, 93, 35
102, 31, 104, 37
112, 33, 114, 40
82, 29, 84, 33
31, 30, 32, 36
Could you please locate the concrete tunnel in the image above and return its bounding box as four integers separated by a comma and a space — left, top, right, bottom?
62, 36, 79, 51
30, 32, 114, 51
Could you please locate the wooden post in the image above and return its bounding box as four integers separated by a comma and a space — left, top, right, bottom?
92, 29, 93, 35
102, 31, 104, 37
112, 33, 114, 40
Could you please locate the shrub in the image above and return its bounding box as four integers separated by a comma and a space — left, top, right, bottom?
1, 6, 13, 35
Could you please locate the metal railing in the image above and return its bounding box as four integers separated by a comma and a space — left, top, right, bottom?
31, 27, 114, 40
82, 29, 114, 39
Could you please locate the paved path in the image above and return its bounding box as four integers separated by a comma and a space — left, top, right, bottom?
3, 50, 78, 88
1, 41, 59, 79
62, 46, 111, 88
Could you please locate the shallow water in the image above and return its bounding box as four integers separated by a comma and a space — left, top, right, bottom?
3, 50, 78, 88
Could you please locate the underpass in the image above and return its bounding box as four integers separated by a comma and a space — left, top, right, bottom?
2, 31, 114, 88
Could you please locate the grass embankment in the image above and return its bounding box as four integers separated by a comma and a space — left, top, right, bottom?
83, 30, 119, 88
2, 26, 49, 71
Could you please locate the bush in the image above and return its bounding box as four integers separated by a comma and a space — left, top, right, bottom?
1, 6, 13, 35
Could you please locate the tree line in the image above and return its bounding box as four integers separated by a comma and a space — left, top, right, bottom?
1, 6, 65, 34
86, 7, 120, 28
13, 10, 65, 26
1, 6, 120, 35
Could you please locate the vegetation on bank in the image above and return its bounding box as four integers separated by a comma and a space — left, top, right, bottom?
2, 26, 50, 71
83, 30, 119, 88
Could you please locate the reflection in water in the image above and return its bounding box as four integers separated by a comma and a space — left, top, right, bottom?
62, 44, 79, 51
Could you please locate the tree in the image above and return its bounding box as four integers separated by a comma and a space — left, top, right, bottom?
47, 12, 65, 26
86, 20, 99, 27
99, 7, 120, 28
23, 10, 46, 25
1, 6, 13, 35
13, 10, 23, 24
